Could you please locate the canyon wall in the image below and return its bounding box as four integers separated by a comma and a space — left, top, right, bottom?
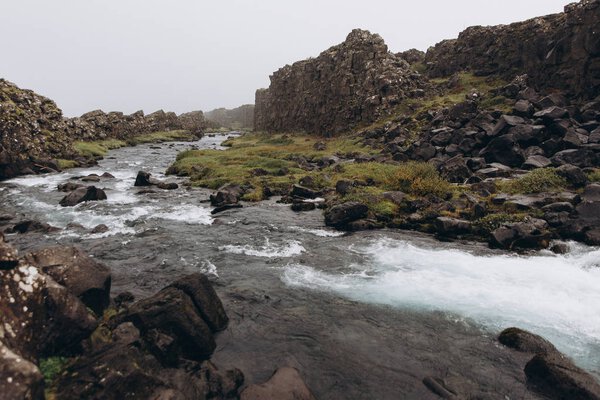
424, 0, 600, 99
254, 29, 425, 135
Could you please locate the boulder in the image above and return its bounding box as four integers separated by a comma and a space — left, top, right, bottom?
10, 220, 58, 234
533, 106, 569, 121
134, 170, 153, 186
24, 246, 111, 315
59, 186, 107, 207
335, 180, 354, 195
439, 156, 472, 183
210, 184, 245, 207
556, 164, 588, 188
525, 352, 600, 400
523, 155, 552, 169
551, 149, 597, 168
291, 184, 319, 199
241, 367, 316, 400
490, 219, 550, 250
479, 135, 525, 167
434, 217, 472, 236
498, 327, 557, 355
57, 181, 84, 192
157, 182, 178, 190
324, 202, 369, 229
166, 273, 228, 332
0, 341, 44, 400
291, 202, 317, 212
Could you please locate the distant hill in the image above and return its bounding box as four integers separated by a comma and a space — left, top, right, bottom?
205, 105, 254, 130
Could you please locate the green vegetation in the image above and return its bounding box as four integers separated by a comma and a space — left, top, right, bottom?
73, 139, 127, 157
474, 213, 528, 232
587, 168, 600, 183
127, 130, 193, 144
498, 168, 567, 194
57, 159, 78, 170
40, 356, 69, 384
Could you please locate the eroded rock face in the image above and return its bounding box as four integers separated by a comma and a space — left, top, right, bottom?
255, 29, 425, 135
424, 0, 600, 99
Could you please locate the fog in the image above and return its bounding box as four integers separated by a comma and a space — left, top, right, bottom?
0, 0, 569, 116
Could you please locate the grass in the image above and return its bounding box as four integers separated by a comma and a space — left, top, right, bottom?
73, 139, 127, 157
474, 213, 528, 233
498, 168, 567, 194
127, 130, 193, 144
57, 159, 78, 169
40, 356, 69, 385
587, 168, 600, 182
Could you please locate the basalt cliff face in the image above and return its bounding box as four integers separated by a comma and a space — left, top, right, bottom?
0, 79, 208, 180
425, 0, 600, 99
254, 29, 425, 135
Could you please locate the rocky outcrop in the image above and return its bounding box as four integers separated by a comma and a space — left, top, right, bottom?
206, 105, 255, 130
424, 0, 600, 99
0, 79, 75, 180
255, 29, 425, 135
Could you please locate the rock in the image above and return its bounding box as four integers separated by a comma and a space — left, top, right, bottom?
542, 202, 574, 213
551, 149, 597, 168
291, 202, 317, 212
534, 106, 569, 121
0, 237, 19, 270
513, 100, 534, 117
346, 219, 383, 231
434, 217, 472, 236
479, 135, 524, 167
556, 164, 588, 188
59, 186, 107, 207
210, 184, 244, 207
0, 341, 45, 400
324, 202, 369, 229
255, 29, 425, 135
24, 246, 112, 315
81, 174, 100, 182
550, 242, 570, 254
490, 219, 550, 250
291, 184, 319, 199
57, 181, 84, 192
382, 191, 406, 205
439, 156, 472, 183
523, 155, 552, 169
166, 273, 229, 332
525, 352, 600, 400
90, 224, 109, 234
498, 327, 557, 355
114, 291, 135, 308
335, 180, 354, 195
157, 182, 179, 190
211, 204, 243, 215
241, 367, 316, 400
313, 142, 326, 151
134, 170, 153, 186
10, 220, 58, 234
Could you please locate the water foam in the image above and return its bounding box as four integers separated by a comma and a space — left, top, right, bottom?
151, 204, 213, 225
289, 226, 345, 237
220, 238, 305, 258
282, 238, 600, 372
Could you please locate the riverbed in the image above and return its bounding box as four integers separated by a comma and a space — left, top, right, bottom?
1, 134, 598, 398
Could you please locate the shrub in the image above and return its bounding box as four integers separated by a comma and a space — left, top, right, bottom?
499, 168, 567, 194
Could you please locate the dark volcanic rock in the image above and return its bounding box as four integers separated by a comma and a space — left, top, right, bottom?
291, 184, 319, 199
210, 184, 245, 207
59, 186, 107, 207
498, 327, 557, 355
525, 352, 600, 400
434, 217, 472, 236
324, 202, 369, 229
134, 170, 153, 186
24, 246, 111, 315
424, 0, 600, 99
255, 29, 425, 135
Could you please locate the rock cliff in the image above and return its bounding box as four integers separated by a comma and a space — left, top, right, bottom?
254, 29, 425, 135
424, 0, 600, 99
0, 79, 209, 180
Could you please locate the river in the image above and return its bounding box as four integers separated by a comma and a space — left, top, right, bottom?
1, 133, 598, 398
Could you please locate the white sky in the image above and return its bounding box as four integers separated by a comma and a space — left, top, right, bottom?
0, 0, 570, 117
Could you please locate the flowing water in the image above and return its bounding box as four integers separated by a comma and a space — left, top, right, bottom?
1, 134, 599, 394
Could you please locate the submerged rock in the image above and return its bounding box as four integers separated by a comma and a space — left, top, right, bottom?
59, 185, 107, 207
241, 367, 316, 400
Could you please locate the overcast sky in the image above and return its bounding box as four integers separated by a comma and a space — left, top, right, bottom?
1, 0, 570, 117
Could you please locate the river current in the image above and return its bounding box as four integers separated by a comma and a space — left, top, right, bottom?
1, 134, 599, 393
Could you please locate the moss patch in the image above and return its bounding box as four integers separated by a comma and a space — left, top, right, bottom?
73, 139, 127, 157
57, 159, 78, 170
498, 168, 567, 194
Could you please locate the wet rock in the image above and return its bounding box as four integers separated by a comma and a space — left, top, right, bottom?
114, 291, 135, 308
81, 174, 100, 182
90, 224, 109, 234
0, 237, 19, 270
134, 170, 153, 186
422, 376, 459, 399
59, 186, 107, 207
291, 184, 319, 199
57, 181, 84, 192
291, 202, 317, 212
25, 246, 112, 316
346, 219, 383, 231
210, 184, 244, 207
166, 273, 229, 332
525, 352, 600, 400
211, 204, 243, 215
10, 220, 58, 234
434, 217, 472, 236
324, 202, 369, 229
490, 219, 550, 250
498, 327, 557, 355
550, 242, 570, 254
241, 367, 316, 400
0, 341, 44, 400
157, 182, 179, 190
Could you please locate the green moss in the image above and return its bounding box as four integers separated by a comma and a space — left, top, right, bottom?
128, 130, 193, 145
587, 168, 600, 183
73, 139, 127, 157
57, 159, 78, 170
498, 168, 567, 194
40, 357, 69, 384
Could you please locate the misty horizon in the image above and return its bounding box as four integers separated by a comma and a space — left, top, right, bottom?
2, 0, 569, 117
